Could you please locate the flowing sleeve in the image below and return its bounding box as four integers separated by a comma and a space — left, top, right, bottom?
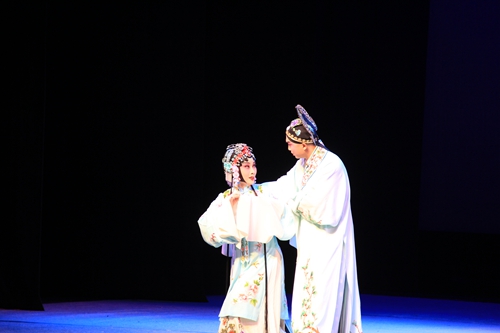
290, 154, 350, 228
262, 182, 299, 241
263, 163, 299, 202
234, 184, 298, 243
197, 192, 241, 248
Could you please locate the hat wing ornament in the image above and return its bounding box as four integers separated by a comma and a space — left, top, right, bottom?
295, 104, 327, 148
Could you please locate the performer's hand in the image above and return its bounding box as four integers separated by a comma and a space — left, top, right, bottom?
229, 191, 240, 214
229, 191, 240, 205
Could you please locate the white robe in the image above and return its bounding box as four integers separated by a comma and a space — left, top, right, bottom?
198, 184, 297, 333
267, 147, 363, 333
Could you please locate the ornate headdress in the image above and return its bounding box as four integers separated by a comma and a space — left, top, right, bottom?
222, 143, 256, 188
286, 104, 326, 148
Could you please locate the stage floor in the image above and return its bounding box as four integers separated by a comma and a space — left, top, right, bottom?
1, 294, 499, 332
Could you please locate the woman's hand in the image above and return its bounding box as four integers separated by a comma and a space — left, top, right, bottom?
229, 191, 240, 206
229, 191, 240, 215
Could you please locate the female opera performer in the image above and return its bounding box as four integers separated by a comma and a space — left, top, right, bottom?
197, 143, 295, 333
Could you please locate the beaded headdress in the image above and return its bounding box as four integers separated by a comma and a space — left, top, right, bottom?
222, 143, 255, 188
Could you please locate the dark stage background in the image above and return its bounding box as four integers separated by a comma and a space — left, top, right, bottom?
3, 1, 499, 310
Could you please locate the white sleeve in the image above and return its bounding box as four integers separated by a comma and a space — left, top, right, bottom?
262, 163, 299, 202
197, 193, 241, 248
291, 157, 350, 228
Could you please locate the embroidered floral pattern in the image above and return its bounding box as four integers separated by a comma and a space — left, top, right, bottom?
219, 316, 245, 333
302, 147, 327, 188
232, 272, 264, 307
298, 208, 323, 226
251, 260, 260, 269
293, 258, 318, 333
